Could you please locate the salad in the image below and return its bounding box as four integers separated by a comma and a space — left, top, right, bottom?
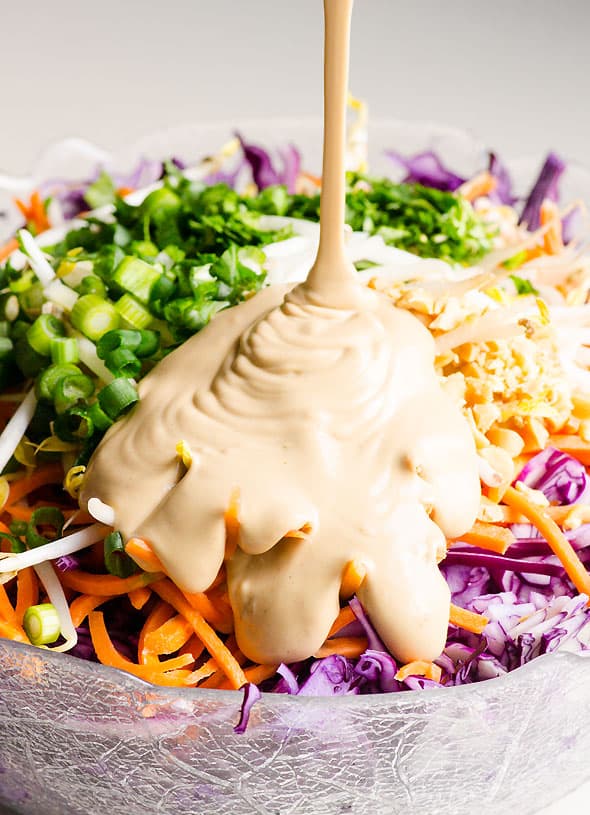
0, 114, 589, 732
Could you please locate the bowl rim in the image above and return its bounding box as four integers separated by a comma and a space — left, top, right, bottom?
2, 636, 589, 709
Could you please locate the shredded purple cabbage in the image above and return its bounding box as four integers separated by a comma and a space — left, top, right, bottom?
236, 134, 301, 193
516, 446, 590, 505
386, 150, 465, 192
487, 152, 517, 205
519, 151, 566, 229
234, 683, 261, 733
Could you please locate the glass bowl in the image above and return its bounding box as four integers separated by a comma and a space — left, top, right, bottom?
1, 120, 590, 815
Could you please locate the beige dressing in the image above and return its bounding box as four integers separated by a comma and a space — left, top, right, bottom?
80, 0, 480, 665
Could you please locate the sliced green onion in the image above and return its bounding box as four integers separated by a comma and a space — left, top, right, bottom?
0, 321, 10, 338
9, 269, 35, 293
135, 330, 160, 358
18, 283, 45, 315
115, 294, 152, 329
97, 378, 139, 420
23, 603, 61, 646
0, 293, 19, 322
87, 401, 113, 432
50, 337, 79, 365
36, 363, 82, 402
53, 373, 95, 414
14, 338, 46, 378
77, 275, 107, 298
140, 187, 181, 218
0, 336, 14, 361
43, 279, 79, 312
149, 273, 176, 305
96, 329, 142, 358
71, 294, 120, 341
54, 407, 94, 442
104, 530, 137, 578
0, 530, 25, 553
26, 506, 65, 549
9, 520, 27, 537
113, 256, 162, 303
26, 314, 66, 356
104, 348, 141, 379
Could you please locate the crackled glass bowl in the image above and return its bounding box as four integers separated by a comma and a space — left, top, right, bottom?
1, 121, 590, 815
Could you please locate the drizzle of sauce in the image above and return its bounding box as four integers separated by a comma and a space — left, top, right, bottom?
80, 0, 480, 665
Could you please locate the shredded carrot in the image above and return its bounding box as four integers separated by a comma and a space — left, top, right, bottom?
218, 663, 278, 689
152, 580, 247, 689
128, 586, 151, 610
183, 589, 233, 633
60, 568, 164, 596
458, 171, 497, 202
185, 657, 220, 687
328, 605, 356, 637
450, 520, 515, 555
179, 634, 205, 662
449, 603, 489, 634
14, 198, 30, 220
549, 435, 590, 465
117, 186, 134, 197
314, 636, 368, 659
70, 593, 115, 628
503, 485, 590, 598
540, 198, 564, 255
340, 559, 367, 598
15, 567, 39, 622
224, 488, 240, 560
125, 537, 164, 573
30, 191, 50, 232
395, 660, 442, 683
88, 611, 194, 685
0, 583, 18, 626
138, 601, 174, 665
145, 614, 194, 655
0, 620, 29, 644
6, 463, 64, 507
0, 238, 18, 262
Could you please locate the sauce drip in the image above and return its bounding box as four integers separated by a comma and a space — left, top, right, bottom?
81, 0, 480, 665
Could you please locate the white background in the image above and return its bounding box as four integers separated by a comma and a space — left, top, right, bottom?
1, 1, 589, 811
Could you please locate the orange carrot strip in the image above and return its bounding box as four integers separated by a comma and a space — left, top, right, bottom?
125, 537, 164, 573
395, 661, 442, 683
328, 605, 356, 637
540, 198, 563, 255
128, 586, 151, 610
4, 505, 40, 521
458, 171, 497, 202
69, 594, 115, 628
88, 611, 193, 684
314, 636, 368, 659
14, 198, 31, 220
30, 191, 50, 232
15, 567, 39, 622
0, 583, 18, 625
145, 614, 194, 655
503, 485, 590, 598
185, 657, 220, 687
340, 559, 367, 598
0, 620, 29, 644
450, 520, 515, 555
224, 488, 240, 560
138, 601, 174, 665
60, 569, 164, 596
6, 463, 64, 506
117, 186, 134, 197
218, 663, 278, 689
152, 580, 247, 689
179, 634, 205, 662
0, 238, 18, 262
183, 589, 233, 633
449, 603, 489, 634
549, 435, 590, 465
